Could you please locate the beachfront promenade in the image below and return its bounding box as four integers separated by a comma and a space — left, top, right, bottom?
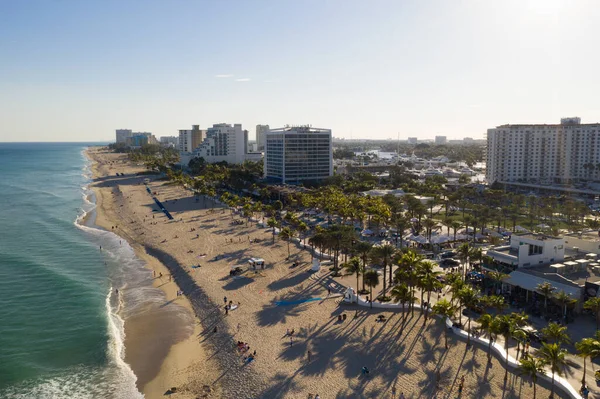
89, 148, 568, 399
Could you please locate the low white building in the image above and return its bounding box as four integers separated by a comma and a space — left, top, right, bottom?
181, 123, 248, 166
160, 136, 179, 147
360, 189, 406, 198
487, 233, 565, 268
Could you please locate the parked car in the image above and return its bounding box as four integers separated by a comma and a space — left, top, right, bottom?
440, 251, 456, 259
440, 258, 460, 267
522, 325, 544, 343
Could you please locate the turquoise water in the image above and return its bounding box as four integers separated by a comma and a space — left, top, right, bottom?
0, 143, 143, 398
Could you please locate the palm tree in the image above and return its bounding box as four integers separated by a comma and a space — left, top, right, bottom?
267, 217, 279, 244
448, 273, 465, 310
457, 242, 471, 277
392, 214, 410, 248
370, 244, 396, 298
512, 327, 528, 361
575, 337, 600, 388
391, 283, 415, 327
308, 232, 326, 261
450, 220, 463, 241
397, 250, 425, 315
458, 286, 479, 344
296, 221, 309, 245
343, 257, 363, 293
584, 297, 600, 330
536, 342, 568, 399
553, 290, 576, 321
363, 270, 379, 308
432, 299, 456, 349
354, 241, 373, 293
496, 314, 516, 381
541, 322, 571, 345
487, 271, 508, 295
418, 263, 443, 322
422, 218, 438, 241
477, 313, 498, 360
279, 226, 296, 258
536, 282, 556, 314
517, 355, 547, 399
482, 294, 507, 316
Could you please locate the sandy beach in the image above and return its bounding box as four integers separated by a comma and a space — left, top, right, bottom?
87, 146, 563, 399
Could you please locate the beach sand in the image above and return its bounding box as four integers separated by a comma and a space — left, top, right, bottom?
87, 147, 563, 399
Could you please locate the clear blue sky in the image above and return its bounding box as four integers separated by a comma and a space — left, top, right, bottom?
1, 0, 599, 142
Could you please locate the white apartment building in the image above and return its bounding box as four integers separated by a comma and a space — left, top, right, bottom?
435, 136, 447, 145
178, 125, 206, 153
486, 117, 600, 185
264, 126, 333, 183
160, 136, 179, 146
256, 124, 270, 151
181, 123, 248, 166
116, 129, 132, 144
487, 233, 565, 268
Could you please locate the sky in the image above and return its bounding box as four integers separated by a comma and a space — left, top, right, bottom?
1, 0, 599, 142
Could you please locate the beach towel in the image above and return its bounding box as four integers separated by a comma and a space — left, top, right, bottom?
229, 304, 238, 311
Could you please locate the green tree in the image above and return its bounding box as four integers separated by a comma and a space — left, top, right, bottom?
553, 290, 576, 321
391, 283, 415, 327
536, 282, 556, 313
457, 286, 479, 344
487, 271, 509, 295
496, 314, 516, 381
541, 322, 571, 345
279, 226, 296, 258
343, 257, 363, 293
477, 313, 499, 360
432, 299, 456, 349
354, 241, 373, 293
584, 297, 600, 330
370, 244, 396, 297
536, 342, 568, 399
575, 337, 600, 388
363, 270, 380, 309
267, 217, 279, 244
517, 355, 547, 399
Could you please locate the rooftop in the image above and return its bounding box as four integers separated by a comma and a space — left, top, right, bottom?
522, 264, 600, 287
514, 232, 561, 241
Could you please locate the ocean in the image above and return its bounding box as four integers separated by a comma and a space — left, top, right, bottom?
0, 143, 145, 398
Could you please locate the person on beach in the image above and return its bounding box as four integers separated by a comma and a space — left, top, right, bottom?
391, 386, 396, 399
225, 305, 229, 315
290, 336, 293, 346
307, 350, 311, 362
399, 392, 405, 399
224, 296, 227, 305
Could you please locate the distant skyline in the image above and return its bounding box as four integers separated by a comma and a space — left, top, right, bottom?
1, 0, 600, 142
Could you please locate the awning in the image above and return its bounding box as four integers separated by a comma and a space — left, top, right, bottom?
503, 271, 582, 298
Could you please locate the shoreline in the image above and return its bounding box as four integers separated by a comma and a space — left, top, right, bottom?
86, 147, 220, 398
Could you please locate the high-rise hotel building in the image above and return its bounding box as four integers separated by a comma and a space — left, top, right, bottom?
264, 126, 333, 183
486, 117, 600, 185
